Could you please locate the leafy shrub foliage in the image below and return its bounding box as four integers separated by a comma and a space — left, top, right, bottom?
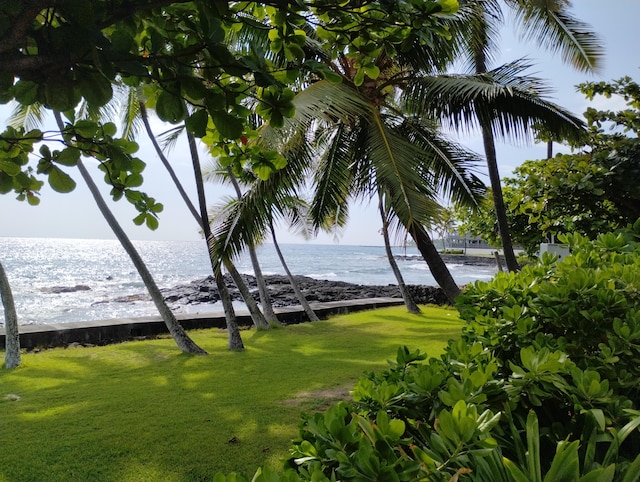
220, 224, 640, 481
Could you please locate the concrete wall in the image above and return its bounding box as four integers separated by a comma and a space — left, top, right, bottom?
0, 298, 405, 350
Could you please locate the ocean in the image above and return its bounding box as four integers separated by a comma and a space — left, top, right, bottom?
0, 237, 497, 326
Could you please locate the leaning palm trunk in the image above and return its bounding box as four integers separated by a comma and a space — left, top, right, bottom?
408, 223, 460, 304
77, 160, 207, 355
379, 198, 421, 314
52, 112, 206, 354
480, 123, 520, 272
227, 167, 279, 324
269, 221, 319, 322
142, 109, 244, 346
247, 244, 280, 323
186, 133, 270, 330
139, 102, 245, 341
140, 102, 262, 336
0, 260, 21, 368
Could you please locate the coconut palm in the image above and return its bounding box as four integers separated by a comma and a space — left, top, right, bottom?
212, 76, 486, 304
132, 96, 270, 331
136, 98, 270, 334
225, 166, 280, 324
429, 0, 604, 271
206, 159, 321, 322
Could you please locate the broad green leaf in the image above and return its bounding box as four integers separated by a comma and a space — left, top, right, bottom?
0, 159, 21, 176
0, 172, 12, 193
438, 0, 459, 14
622, 453, 640, 482
145, 214, 159, 230
124, 173, 143, 188
543, 441, 580, 482
26, 192, 40, 205
578, 465, 615, 482
156, 90, 187, 124
526, 411, 542, 482
48, 166, 76, 193
55, 148, 80, 166
103, 122, 117, 137
13, 80, 39, 105
503, 458, 530, 482
210, 110, 243, 139
74, 120, 100, 139
186, 110, 209, 138
133, 213, 145, 226
78, 73, 113, 107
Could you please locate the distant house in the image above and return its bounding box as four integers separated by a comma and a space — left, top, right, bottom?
443, 231, 493, 250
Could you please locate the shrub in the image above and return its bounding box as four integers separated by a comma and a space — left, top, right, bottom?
225, 223, 640, 481
283, 344, 640, 480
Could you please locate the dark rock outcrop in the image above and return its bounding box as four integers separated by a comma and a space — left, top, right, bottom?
158, 274, 449, 308
41, 285, 92, 294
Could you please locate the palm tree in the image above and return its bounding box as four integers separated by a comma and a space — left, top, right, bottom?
434, 0, 604, 271
206, 160, 320, 322
138, 99, 270, 335
268, 218, 320, 322
213, 78, 486, 304
10, 106, 208, 355
0, 259, 21, 369
225, 166, 280, 324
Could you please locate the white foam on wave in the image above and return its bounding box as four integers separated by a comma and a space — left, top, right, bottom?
306, 272, 338, 279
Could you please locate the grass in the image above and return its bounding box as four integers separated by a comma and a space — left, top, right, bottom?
0, 305, 462, 481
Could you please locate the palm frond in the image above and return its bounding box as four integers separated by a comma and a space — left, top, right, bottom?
310, 122, 357, 231
158, 125, 185, 153
507, 0, 604, 73
448, 0, 504, 73
7, 102, 46, 130
392, 113, 486, 208
119, 88, 144, 141
365, 118, 443, 228
404, 60, 585, 144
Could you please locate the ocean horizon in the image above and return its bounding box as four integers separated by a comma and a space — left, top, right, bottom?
0, 237, 498, 326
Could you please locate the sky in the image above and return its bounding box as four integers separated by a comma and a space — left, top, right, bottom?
1, 1, 639, 246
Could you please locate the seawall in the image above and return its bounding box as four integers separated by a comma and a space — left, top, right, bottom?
0, 298, 405, 350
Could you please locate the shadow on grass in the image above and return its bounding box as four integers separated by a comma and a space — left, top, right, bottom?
0, 306, 463, 481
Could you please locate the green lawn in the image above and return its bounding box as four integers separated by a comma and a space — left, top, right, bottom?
0, 305, 462, 482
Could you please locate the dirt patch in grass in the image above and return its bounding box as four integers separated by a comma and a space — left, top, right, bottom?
283, 385, 353, 411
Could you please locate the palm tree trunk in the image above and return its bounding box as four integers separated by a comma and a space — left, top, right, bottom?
139, 102, 244, 344
0, 260, 21, 369
269, 221, 319, 322
473, 44, 520, 273
378, 197, 421, 314
52, 111, 206, 354
480, 124, 520, 272
186, 133, 270, 330
246, 245, 280, 323
141, 104, 245, 347
76, 160, 207, 355
408, 223, 460, 304
225, 167, 279, 324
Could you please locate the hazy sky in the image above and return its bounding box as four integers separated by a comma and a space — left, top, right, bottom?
1, 1, 639, 246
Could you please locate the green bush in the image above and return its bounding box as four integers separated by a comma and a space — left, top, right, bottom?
226, 223, 640, 481
278, 223, 640, 482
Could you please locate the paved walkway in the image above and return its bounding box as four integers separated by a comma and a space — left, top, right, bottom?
0, 298, 405, 350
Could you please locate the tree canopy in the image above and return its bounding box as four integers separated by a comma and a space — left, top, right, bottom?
0, 0, 461, 223
456, 75, 640, 255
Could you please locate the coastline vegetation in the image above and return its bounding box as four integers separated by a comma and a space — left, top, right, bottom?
0, 305, 461, 481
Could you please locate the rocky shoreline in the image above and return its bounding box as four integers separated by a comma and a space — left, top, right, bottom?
153, 274, 450, 309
